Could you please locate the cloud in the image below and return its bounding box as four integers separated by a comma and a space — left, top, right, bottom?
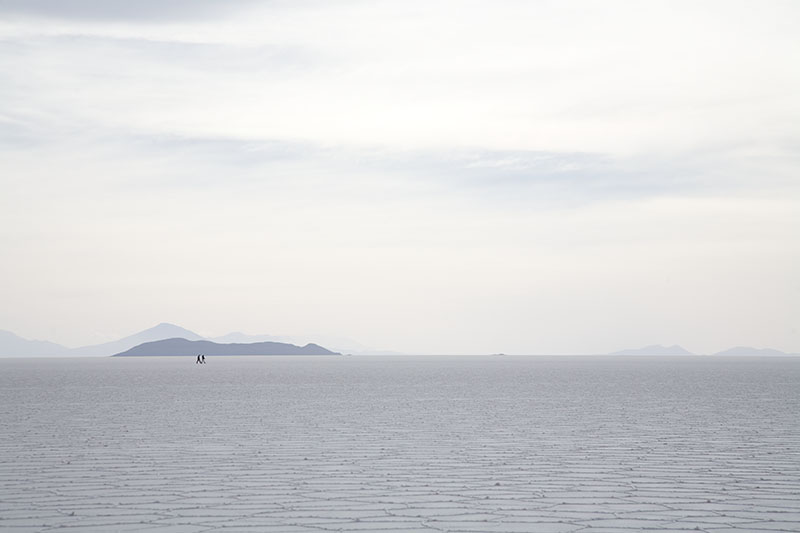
0, 114, 41, 147
3, 2, 799, 158
0, 0, 259, 21
1, 1, 798, 352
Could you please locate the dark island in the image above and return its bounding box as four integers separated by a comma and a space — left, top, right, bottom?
113, 337, 340, 357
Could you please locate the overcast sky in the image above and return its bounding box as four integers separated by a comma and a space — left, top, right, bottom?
1, 0, 798, 354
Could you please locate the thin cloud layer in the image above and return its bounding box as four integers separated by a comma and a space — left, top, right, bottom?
0, 0, 259, 21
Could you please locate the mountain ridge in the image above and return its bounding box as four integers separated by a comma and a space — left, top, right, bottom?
0, 330, 69, 356
209, 331, 400, 355
1, 324, 798, 357
69, 323, 205, 356
113, 338, 340, 357
0, 323, 352, 357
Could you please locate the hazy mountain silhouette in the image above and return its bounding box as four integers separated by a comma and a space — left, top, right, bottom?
4, 323, 796, 358
113, 338, 339, 356
0, 330, 69, 356
609, 344, 695, 356
70, 323, 204, 356
210, 331, 403, 355
1, 323, 357, 357
713, 346, 794, 356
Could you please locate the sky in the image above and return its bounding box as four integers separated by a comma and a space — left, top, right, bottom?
1, 0, 798, 354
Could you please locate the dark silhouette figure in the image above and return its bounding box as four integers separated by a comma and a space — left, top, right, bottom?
196, 354, 202, 364
201, 354, 206, 364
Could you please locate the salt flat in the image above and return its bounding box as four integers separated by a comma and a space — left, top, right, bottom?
1, 356, 798, 532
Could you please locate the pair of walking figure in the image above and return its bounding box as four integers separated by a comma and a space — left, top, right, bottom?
196, 354, 206, 364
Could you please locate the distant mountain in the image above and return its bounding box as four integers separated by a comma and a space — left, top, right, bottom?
210, 331, 403, 355
713, 346, 794, 356
610, 344, 695, 356
113, 338, 339, 357
0, 323, 365, 357
0, 330, 69, 357
70, 323, 204, 356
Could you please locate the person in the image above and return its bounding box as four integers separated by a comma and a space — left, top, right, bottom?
201, 354, 206, 364
196, 354, 201, 364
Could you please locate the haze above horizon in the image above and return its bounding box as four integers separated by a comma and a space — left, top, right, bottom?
1, 1, 798, 355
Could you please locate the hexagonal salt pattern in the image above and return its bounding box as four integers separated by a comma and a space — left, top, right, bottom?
1, 356, 799, 532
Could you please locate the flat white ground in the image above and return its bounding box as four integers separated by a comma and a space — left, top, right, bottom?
1, 356, 799, 532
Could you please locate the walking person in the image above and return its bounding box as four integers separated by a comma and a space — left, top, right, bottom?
201, 354, 206, 364
196, 354, 201, 364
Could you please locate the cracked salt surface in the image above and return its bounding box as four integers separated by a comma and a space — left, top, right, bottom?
1, 356, 799, 532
